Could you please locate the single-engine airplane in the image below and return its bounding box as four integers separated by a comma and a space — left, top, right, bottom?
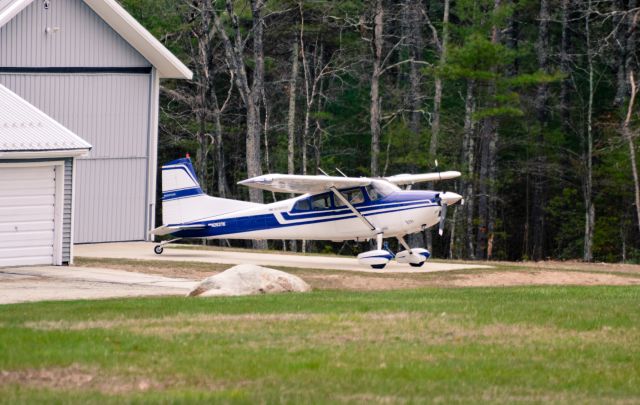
151, 157, 463, 269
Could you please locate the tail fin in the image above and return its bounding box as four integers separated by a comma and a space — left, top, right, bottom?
161, 157, 261, 225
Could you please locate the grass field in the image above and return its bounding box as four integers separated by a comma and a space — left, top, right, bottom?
1, 286, 640, 403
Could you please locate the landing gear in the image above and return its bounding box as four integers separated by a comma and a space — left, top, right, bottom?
357, 233, 393, 269
395, 235, 430, 267
153, 238, 181, 255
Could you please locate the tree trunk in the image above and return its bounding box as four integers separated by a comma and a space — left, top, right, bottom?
532, 0, 550, 261
247, 0, 265, 204
623, 72, 640, 234
583, 3, 595, 261
287, 40, 299, 178
613, 0, 629, 107
476, 0, 501, 260
559, 0, 572, 127
462, 80, 476, 259
287, 39, 299, 252
210, 90, 229, 198
424, 0, 449, 254
369, 0, 383, 177
404, 0, 425, 250
429, 0, 449, 160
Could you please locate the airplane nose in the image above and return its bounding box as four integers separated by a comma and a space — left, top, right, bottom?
440, 192, 463, 206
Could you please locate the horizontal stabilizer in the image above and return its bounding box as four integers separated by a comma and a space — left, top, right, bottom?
150, 224, 207, 236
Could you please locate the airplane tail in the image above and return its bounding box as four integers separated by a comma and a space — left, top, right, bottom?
159, 157, 261, 227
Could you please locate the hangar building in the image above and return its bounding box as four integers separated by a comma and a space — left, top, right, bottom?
0, 0, 192, 244
0, 84, 91, 267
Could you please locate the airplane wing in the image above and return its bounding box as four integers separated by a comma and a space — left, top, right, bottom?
238, 174, 371, 194
383, 171, 461, 186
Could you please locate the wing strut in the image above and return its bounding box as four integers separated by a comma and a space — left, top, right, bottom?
329, 186, 377, 232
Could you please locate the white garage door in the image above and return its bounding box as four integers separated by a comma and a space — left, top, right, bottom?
0, 165, 57, 266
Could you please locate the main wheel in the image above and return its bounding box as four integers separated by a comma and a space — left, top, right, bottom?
371, 264, 387, 269
409, 262, 425, 267
154, 245, 164, 255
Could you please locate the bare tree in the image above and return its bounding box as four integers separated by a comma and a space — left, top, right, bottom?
462, 80, 477, 259
369, 0, 384, 176
583, 0, 595, 261
532, 0, 550, 260
622, 72, 640, 233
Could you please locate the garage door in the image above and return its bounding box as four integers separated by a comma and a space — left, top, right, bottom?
0, 165, 56, 266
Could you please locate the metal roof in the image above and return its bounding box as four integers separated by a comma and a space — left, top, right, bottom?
0, 0, 192, 79
0, 84, 92, 152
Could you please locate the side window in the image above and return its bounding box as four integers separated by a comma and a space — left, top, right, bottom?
294, 199, 310, 211
366, 185, 380, 201
336, 188, 365, 207
311, 193, 332, 210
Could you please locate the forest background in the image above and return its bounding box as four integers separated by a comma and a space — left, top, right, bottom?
121, 0, 640, 262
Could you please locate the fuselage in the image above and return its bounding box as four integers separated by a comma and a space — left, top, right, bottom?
172, 185, 443, 241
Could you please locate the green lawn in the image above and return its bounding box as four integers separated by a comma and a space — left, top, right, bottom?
1, 287, 639, 404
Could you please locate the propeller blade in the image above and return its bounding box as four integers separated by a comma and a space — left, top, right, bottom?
439, 199, 447, 236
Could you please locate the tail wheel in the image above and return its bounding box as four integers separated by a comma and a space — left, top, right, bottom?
154, 245, 164, 255
409, 262, 424, 268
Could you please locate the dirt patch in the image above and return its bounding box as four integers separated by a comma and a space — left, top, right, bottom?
74, 257, 640, 292
450, 270, 640, 287
74, 257, 230, 279
0, 364, 163, 394
486, 260, 640, 275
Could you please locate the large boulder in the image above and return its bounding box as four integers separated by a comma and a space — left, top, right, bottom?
188, 264, 311, 297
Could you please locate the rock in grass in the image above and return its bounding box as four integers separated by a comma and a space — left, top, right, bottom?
188, 264, 311, 297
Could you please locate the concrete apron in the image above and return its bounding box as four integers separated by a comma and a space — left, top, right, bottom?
75, 242, 492, 274
0, 266, 196, 305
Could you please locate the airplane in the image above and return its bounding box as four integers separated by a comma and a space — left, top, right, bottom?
151, 157, 463, 269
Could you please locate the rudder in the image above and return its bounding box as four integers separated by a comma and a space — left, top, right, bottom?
161, 157, 261, 225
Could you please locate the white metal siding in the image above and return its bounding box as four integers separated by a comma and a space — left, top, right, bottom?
0, 165, 55, 266
62, 158, 72, 262
0, 0, 149, 67
0, 74, 152, 242
75, 158, 147, 242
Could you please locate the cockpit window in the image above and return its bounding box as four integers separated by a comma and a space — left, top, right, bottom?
366, 185, 381, 201
367, 180, 400, 200
335, 188, 365, 207
293, 198, 310, 211
311, 193, 332, 210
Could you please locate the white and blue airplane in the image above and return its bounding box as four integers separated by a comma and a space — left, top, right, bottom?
151, 157, 463, 269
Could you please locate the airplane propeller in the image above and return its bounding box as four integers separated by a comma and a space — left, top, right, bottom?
438, 197, 447, 236
435, 191, 463, 236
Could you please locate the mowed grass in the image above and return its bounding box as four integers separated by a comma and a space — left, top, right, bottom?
1, 287, 639, 404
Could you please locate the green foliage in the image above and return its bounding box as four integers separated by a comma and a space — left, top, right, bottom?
118, 0, 640, 262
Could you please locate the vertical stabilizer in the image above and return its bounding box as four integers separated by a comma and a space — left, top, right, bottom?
161, 157, 261, 225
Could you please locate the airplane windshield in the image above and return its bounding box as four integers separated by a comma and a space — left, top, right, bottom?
367, 180, 399, 200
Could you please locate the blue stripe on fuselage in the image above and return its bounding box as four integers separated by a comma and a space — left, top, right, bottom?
172, 201, 437, 238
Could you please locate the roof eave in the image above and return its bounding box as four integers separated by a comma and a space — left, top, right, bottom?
0, 148, 91, 159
